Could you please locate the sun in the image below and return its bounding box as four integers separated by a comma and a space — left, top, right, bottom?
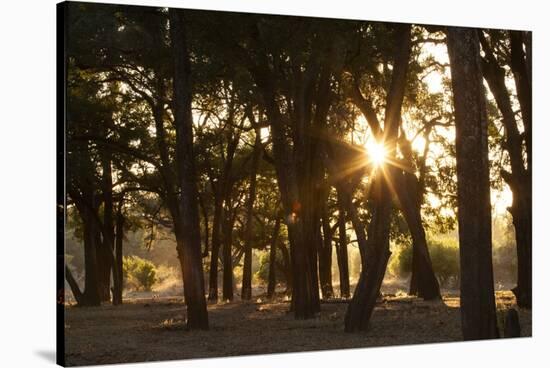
366, 140, 387, 167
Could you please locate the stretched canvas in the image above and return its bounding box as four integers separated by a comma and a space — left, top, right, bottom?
57, 1, 532, 366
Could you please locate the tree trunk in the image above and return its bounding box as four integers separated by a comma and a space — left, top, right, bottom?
81, 197, 101, 306
336, 182, 370, 271
345, 24, 411, 332
319, 208, 334, 299
65, 265, 83, 305
278, 242, 293, 295
447, 27, 499, 340
345, 174, 392, 331
221, 203, 234, 301
96, 237, 112, 302
393, 170, 441, 300
101, 148, 115, 303
199, 195, 210, 258
479, 31, 531, 309
509, 30, 531, 171
504, 309, 521, 338
249, 28, 321, 318
207, 119, 240, 302
336, 191, 350, 298
208, 196, 222, 302
170, 8, 209, 330
241, 126, 262, 300
267, 217, 281, 298
509, 185, 532, 308
112, 206, 124, 305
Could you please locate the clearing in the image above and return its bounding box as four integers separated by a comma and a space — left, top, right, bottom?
64, 291, 531, 366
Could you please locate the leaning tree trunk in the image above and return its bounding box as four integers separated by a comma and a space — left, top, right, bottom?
65, 265, 83, 305
345, 174, 392, 332
447, 27, 499, 340
169, 8, 209, 330
241, 126, 262, 300
345, 24, 411, 332
392, 133, 441, 300
393, 170, 441, 300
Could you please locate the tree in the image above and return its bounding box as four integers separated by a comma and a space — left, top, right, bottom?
169, 8, 209, 329
267, 217, 282, 298
446, 27, 499, 340
344, 23, 412, 332
241, 124, 263, 300
242, 17, 353, 318
343, 24, 441, 301
478, 30, 532, 308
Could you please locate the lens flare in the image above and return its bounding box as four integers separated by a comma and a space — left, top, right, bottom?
366, 141, 387, 167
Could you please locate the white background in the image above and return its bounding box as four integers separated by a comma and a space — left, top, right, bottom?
1, 0, 548, 367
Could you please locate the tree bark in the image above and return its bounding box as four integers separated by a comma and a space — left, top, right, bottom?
208, 195, 222, 302
221, 201, 234, 301
199, 195, 210, 258
248, 25, 322, 318
278, 242, 293, 295
267, 217, 282, 298
319, 207, 334, 299
96, 237, 112, 302
80, 194, 101, 306
479, 31, 531, 308
65, 265, 83, 305
447, 27, 499, 340
112, 205, 124, 305
241, 126, 262, 300
170, 8, 209, 330
336, 191, 350, 298
393, 169, 441, 300
101, 147, 116, 303
510, 31, 531, 171
345, 174, 392, 332
345, 24, 411, 332
207, 120, 240, 302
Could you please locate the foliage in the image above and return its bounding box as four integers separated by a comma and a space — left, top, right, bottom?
391, 238, 460, 287
63, 3, 526, 312
123, 256, 157, 291
255, 249, 284, 285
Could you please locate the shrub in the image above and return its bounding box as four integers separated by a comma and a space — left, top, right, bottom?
255, 251, 271, 284
123, 256, 157, 291
492, 241, 517, 285
429, 240, 460, 287
391, 239, 460, 288
255, 250, 285, 286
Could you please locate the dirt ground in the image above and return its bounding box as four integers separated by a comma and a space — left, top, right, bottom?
64, 290, 531, 366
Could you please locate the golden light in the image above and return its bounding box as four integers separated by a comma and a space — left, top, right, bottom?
365, 141, 387, 168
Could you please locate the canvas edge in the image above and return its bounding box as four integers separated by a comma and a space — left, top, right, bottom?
56, 1, 68, 367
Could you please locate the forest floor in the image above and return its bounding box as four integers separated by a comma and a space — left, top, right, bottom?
64, 290, 531, 366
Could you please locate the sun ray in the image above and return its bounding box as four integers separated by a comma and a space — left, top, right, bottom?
365, 140, 387, 168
